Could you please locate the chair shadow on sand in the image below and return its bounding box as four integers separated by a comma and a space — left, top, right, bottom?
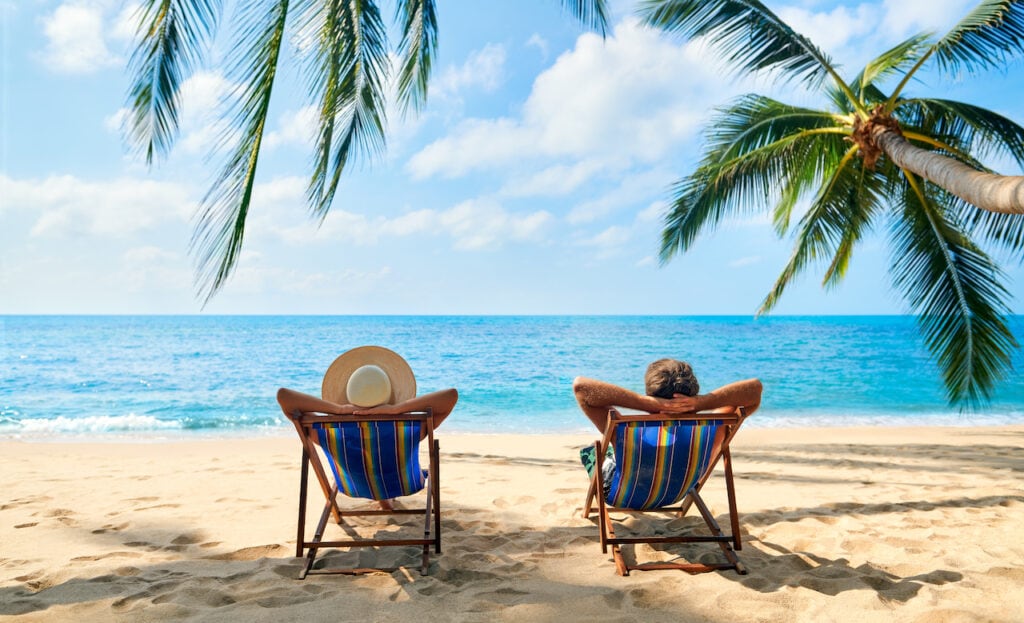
582, 500, 972, 603
571, 430, 1024, 603
4, 436, 1018, 619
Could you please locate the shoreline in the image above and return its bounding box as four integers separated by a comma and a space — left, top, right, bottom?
2, 425, 1022, 621
3, 418, 1024, 444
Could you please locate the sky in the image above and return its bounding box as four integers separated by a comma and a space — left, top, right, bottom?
2, 0, 1023, 315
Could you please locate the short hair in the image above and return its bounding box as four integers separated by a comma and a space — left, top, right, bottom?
644, 359, 699, 398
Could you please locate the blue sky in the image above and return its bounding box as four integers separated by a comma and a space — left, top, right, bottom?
2, 0, 1023, 315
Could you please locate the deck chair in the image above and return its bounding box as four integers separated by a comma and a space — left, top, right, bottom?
284, 407, 441, 578
582, 407, 748, 576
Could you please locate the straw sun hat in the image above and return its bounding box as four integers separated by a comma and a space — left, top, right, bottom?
321, 346, 416, 407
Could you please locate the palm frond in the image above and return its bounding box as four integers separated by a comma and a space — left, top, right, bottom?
819, 160, 888, 288
561, 0, 609, 35
933, 0, 1024, 75
704, 94, 844, 163
638, 0, 852, 98
828, 80, 893, 113
307, 0, 390, 219
759, 147, 886, 312
855, 33, 931, 97
945, 190, 1024, 261
126, 0, 221, 164
191, 0, 290, 303
889, 172, 1017, 407
660, 96, 848, 261
395, 0, 438, 114
896, 98, 1024, 169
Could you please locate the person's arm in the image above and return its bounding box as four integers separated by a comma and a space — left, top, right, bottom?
276, 387, 355, 418
573, 377, 667, 432
659, 378, 763, 416
352, 388, 459, 434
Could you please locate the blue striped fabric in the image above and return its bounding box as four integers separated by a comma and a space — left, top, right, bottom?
606, 420, 721, 510
312, 420, 426, 500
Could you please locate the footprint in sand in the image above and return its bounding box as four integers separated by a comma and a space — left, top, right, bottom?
1, 495, 53, 511
123, 541, 163, 552
203, 544, 289, 561
14, 570, 44, 582
137, 503, 181, 511
113, 566, 141, 577
91, 522, 129, 534
170, 533, 204, 545
153, 588, 237, 608
71, 551, 144, 562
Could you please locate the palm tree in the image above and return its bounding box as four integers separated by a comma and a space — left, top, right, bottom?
640, 0, 1024, 406
126, 0, 609, 301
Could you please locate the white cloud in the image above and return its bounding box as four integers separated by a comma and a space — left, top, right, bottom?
776, 4, 876, 57
104, 107, 129, 133
525, 34, 549, 60
1, 174, 194, 237
583, 225, 631, 247
265, 105, 318, 150
729, 256, 762, 268
775, 0, 976, 73
499, 159, 607, 197
176, 71, 236, 155
880, 0, 975, 40
246, 177, 552, 251
635, 255, 656, 267
225, 264, 395, 297
434, 43, 507, 98
569, 181, 678, 259
440, 199, 552, 250
110, 2, 141, 42
408, 19, 734, 180
566, 168, 676, 225
104, 70, 238, 159
577, 225, 633, 259
114, 245, 190, 292
408, 117, 535, 179
40, 2, 119, 73
636, 201, 665, 224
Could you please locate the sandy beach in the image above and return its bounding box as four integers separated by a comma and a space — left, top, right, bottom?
1, 425, 1022, 622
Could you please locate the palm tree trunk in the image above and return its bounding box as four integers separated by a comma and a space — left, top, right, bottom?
872, 127, 1024, 214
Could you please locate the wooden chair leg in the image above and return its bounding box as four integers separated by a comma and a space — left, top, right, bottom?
583, 482, 596, 519
433, 440, 441, 554
583, 439, 601, 519
297, 448, 309, 558
421, 475, 432, 575
690, 491, 746, 575
300, 489, 338, 580
595, 441, 609, 553
723, 446, 742, 551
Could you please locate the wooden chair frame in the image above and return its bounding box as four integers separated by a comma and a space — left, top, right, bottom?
582, 407, 748, 576
287, 408, 441, 578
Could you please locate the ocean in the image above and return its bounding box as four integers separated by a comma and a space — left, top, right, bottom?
3, 315, 1024, 439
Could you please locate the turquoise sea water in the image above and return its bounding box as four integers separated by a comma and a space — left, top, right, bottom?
3, 315, 1024, 439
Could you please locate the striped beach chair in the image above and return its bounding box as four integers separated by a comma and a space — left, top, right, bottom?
582, 407, 748, 575
284, 409, 441, 578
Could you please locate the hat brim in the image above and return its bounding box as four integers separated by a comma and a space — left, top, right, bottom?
322, 346, 416, 405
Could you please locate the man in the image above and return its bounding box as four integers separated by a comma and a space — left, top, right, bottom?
573, 358, 762, 432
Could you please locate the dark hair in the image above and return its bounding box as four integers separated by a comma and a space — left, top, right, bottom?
644, 359, 699, 398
